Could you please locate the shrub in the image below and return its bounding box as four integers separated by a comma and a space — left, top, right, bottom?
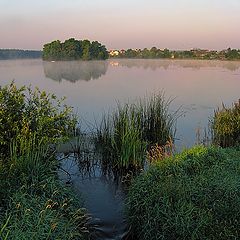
212, 99, 240, 147
0, 82, 77, 159
127, 146, 240, 240
0, 83, 87, 239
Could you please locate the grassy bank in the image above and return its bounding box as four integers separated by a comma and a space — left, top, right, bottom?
0, 83, 88, 239
127, 145, 240, 240
0, 144, 88, 240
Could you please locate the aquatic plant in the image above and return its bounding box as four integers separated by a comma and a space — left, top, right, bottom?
96, 93, 178, 170
111, 104, 146, 169
211, 99, 240, 147
140, 93, 176, 146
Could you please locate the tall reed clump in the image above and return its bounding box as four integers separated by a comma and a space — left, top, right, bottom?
96, 93, 178, 170
211, 99, 240, 147
140, 93, 176, 146
97, 104, 146, 170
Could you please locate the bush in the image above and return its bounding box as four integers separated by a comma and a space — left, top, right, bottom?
127, 146, 240, 240
0, 82, 77, 159
0, 83, 88, 239
212, 100, 240, 147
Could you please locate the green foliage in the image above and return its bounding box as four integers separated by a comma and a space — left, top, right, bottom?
225, 48, 240, 60
111, 104, 146, 169
0, 82, 77, 158
127, 146, 240, 240
42, 38, 108, 61
212, 100, 240, 147
96, 93, 177, 170
112, 47, 240, 60
0, 83, 88, 239
140, 93, 176, 146
0, 187, 88, 240
97, 105, 146, 170
0, 139, 88, 240
0, 49, 42, 60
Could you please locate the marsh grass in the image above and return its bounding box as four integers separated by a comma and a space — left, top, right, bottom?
127, 146, 240, 240
140, 93, 177, 146
96, 93, 178, 170
147, 140, 174, 163
0, 137, 89, 240
211, 99, 240, 147
0, 216, 10, 240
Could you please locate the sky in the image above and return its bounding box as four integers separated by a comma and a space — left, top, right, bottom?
0, 0, 239, 50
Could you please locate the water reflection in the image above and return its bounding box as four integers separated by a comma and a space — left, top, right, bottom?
57, 135, 133, 240
43, 60, 108, 82
110, 59, 240, 71
43, 59, 240, 84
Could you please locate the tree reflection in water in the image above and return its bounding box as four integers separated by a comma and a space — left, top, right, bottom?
43, 60, 108, 82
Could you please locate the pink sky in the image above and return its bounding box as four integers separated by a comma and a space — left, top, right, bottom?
0, 0, 239, 50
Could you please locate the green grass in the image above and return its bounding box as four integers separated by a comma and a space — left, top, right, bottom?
0, 83, 88, 240
127, 145, 240, 240
0, 138, 89, 240
211, 99, 240, 147
96, 93, 178, 170
0, 178, 88, 240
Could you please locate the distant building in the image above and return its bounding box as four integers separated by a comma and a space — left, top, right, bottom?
109, 50, 120, 57
190, 49, 210, 58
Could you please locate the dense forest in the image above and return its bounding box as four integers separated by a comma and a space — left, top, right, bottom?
42, 38, 108, 61
0, 49, 42, 60
110, 47, 240, 60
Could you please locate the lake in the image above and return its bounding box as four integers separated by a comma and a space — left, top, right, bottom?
1, 58, 240, 239
1, 58, 240, 148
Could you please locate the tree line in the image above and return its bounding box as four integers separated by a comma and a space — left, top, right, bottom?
42, 38, 108, 61
0, 49, 42, 60
111, 47, 240, 60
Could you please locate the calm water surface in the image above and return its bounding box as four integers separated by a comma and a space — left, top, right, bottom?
1, 58, 240, 147
1, 59, 240, 239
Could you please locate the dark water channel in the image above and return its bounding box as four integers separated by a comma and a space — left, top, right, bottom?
57, 138, 132, 240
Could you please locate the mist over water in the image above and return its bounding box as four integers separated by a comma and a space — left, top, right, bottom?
1, 58, 240, 147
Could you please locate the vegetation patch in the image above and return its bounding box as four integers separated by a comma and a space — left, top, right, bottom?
96, 93, 178, 170
211, 99, 240, 148
0, 83, 88, 240
42, 38, 108, 61
127, 145, 240, 240
0, 146, 88, 240
0, 49, 42, 60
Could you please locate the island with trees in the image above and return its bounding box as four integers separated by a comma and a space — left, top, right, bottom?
109, 47, 240, 60
42, 38, 108, 61
0, 49, 42, 60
